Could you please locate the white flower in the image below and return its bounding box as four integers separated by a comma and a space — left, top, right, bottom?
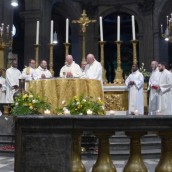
62, 100, 66, 105
83, 99, 86, 102
29, 95, 33, 98
101, 106, 105, 110
44, 109, 51, 114
64, 109, 70, 115
29, 106, 33, 110
76, 102, 80, 105
79, 113, 83, 115
15, 102, 18, 106
63, 107, 67, 111
87, 109, 93, 115
97, 97, 101, 101
32, 99, 36, 103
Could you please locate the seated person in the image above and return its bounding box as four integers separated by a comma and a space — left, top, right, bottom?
35, 60, 52, 79
60, 55, 82, 78
21, 59, 37, 80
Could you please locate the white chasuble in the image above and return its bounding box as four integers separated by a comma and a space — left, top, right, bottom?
158, 69, 172, 115
125, 70, 144, 115
0, 76, 6, 103
148, 68, 161, 115
6, 67, 21, 103
21, 67, 38, 81
35, 66, 52, 79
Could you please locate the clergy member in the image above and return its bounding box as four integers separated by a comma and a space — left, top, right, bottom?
21, 59, 37, 80
156, 62, 172, 115
148, 61, 161, 115
6, 60, 21, 103
81, 60, 87, 76
35, 60, 52, 79
125, 64, 144, 115
84, 54, 102, 82
60, 55, 82, 78
0, 69, 6, 103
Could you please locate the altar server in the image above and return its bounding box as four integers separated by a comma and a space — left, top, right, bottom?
21, 59, 37, 80
60, 55, 82, 78
125, 64, 144, 115
6, 60, 21, 103
156, 62, 172, 115
35, 60, 52, 79
0, 69, 6, 103
85, 54, 102, 82
148, 61, 161, 115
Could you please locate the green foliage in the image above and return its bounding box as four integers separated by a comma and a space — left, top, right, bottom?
11, 93, 51, 116
56, 95, 105, 115
139, 63, 151, 78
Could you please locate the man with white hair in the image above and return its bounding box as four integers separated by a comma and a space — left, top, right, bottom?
148, 61, 161, 115
84, 54, 102, 82
35, 60, 52, 79
60, 55, 82, 78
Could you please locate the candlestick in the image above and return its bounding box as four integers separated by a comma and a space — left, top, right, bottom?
114, 41, 124, 84
66, 18, 69, 43
99, 41, 107, 84
132, 16, 136, 40
64, 43, 70, 59
50, 20, 54, 44
131, 40, 138, 65
49, 43, 55, 76
117, 16, 120, 41
36, 21, 40, 44
34, 44, 40, 68
99, 17, 103, 41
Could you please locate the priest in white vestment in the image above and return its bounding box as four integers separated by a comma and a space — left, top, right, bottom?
60, 55, 82, 78
6, 60, 21, 103
148, 61, 161, 115
80, 60, 87, 76
125, 64, 144, 115
21, 59, 38, 80
156, 62, 172, 115
35, 60, 52, 79
84, 54, 103, 82
0, 69, 6, 103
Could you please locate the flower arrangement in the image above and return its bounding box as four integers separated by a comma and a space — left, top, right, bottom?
11, 93, 51, 116
139, 63, 151, 78
56, 95, 105, 115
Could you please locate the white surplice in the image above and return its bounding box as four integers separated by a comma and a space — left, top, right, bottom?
60, 61, 82, 77
6, 67, 21, 103
21, 67, 38, 81
35, 66, 52, 79
148, 68, 161, 115
0, 76, 6, 103
157, 69, 172, 115
125, 70, 144, 115
85, 60, 102, 82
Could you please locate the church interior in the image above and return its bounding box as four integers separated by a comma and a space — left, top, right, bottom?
1, 0, 172, 172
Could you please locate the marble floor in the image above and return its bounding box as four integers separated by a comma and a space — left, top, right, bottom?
0, 155, 159, 172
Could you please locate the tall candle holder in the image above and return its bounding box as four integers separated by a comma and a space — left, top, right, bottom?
131, 40, 138, 65
114, 41, 124, 84
34, 44, 40, 68
64, 43, 70, 58
49, 43, 55, 77
99, 41, 107, 84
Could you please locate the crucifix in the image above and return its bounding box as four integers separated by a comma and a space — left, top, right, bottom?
72, 10, 96, 61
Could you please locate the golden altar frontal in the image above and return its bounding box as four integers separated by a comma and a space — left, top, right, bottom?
27, 78, 104, 112
103, 85, 128, 111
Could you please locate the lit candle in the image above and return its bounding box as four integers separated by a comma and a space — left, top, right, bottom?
132, 15, 136, 40
0, 27, 2, 37
117, 16, 120, 41
99, 16, 103, 41
36, 21, 40, 44
50, 20, 54, 44
66, 18, 69, 43
6, 25, 9, 34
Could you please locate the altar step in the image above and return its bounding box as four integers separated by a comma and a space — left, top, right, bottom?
81, 132, 161, 160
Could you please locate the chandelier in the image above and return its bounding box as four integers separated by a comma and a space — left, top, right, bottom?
161, 15, 172, 42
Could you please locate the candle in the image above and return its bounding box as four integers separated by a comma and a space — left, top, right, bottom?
66, 18, 69, 43
36, 21, 40, 44
99, 16, 103, 41
161, 24, 163, 34
50, 20, 54, 44
132, 15, 136, 40
6, 25, 9, 34
167, 16, 169, 26
0, 27, 2, 37
117, 16, 120, 41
